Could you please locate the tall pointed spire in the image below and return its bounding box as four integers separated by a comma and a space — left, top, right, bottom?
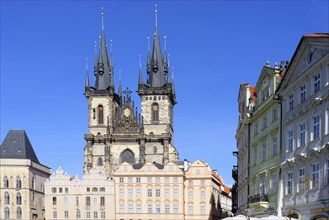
163, 35, 168, 73
171, 66, 175, 94
147, 37, 151, 75
85, 58, 90, 88
94, 40, 99, 88
138, 55, 143, 84
94, 7, 112, 90
167, 54, 171, 83
110, 40, 114, 87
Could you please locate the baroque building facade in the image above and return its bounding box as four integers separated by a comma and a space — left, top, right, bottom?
235, 83, 256, 215
248, 63, 285, 217
277, 34, 329, 220
0, 130, 52, 220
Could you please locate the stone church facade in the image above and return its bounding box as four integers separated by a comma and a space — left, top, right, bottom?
83, 9, 178, 177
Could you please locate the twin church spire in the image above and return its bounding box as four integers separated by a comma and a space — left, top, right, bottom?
85, 6, 173, 93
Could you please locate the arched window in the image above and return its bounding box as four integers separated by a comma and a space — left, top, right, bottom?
4, 207, 10, 219
3, 176, 9, 188
97, 157, 103, 166
4, 192, 10, 205
16, 207, 22, 219
153, 146, 157, 154
16, 176, 22, 189
152, 103, 159, 122
16, 192, 22, 205
98, 105, 104, 124
120, 149, 136, 164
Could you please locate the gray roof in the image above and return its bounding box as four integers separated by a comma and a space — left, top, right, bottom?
0, 130, 40, 163
132, 162, 164, 170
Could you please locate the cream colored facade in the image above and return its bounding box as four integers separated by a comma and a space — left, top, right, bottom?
0, 158, 51, 220
44, 167, 115, 220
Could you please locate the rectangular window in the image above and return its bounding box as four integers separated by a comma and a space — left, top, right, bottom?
136, 177, 141, 183
272, 137, 277, 156
188, 191, 193, 200
313, 73, 321, 94
53, 197, 57, 205
188, 206, 193, 214
93, 109, 96, 119
93, 211, 97, 219
156, 189, 160, 197
128, 177, 132, 183
156, 204, 160, 213
312, 163, 319, 189
289, 94, 294, 111
173, 189, 178, 198
261, 177, 266, 195
53, 211, 57, 219
254, 123, 259, 135
101, 212, 105, 219
86, 197, 90, 207
147, 177, 152, 184
200, 206, 205, 215
300, 84, 306, 103
86, 211, 91, 219
148, 204, 153, 213
136, 188, 141, 197
253, 149, 257, 166
100, 197, 105, 206
59, 187, 63, 193
128, 188, 133, 197
174, 205, 178, 213
165, 189, 169, 198
148, 189, 152, 197
65, 187, 69, 193
262, 144, 267, 161
271, 174, 277, 193
165, 204, 170, 213
313, 115, 320, 140
263, 116, 267, 129
76, 197, 79, 206
136, 204, 141, 213
52, 187, 57, 193
299, 123, 306, 146
128, 204, 133, 213
287, 173, 293, 194
299, 168, 305, 192
119, 204, 124, 213
272, 109, 278, 121
119, 177, 124, 183
64, 197, 68, 206
93, 198, 97, 207
119, 189, 124, 197
288, 131, 294, 151
200, 191, 205, 200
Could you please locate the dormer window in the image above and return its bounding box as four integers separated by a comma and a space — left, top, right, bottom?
152, 103, 159, 122
98, 105, 104, 124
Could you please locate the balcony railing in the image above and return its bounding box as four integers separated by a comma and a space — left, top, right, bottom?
249, 194, 269, 204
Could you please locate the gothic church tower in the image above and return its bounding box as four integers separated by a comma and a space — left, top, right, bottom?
83, 8, 178, 177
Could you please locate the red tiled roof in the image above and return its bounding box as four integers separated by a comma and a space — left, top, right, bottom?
303, 33, 329, 37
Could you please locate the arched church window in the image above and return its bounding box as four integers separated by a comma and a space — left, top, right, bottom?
120, 149, 136, 164
97, 157, 103, 166
152, 103, 159, 122
3, 176, 9, 188
16, 207, 22, 219
4, 192, 10, 204
16, 176, 22, 189
16, 192, 22, 205
98, 105, 104, 124
4, 207, 10, 219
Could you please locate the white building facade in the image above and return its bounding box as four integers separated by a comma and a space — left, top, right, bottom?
278, 34, 329, 220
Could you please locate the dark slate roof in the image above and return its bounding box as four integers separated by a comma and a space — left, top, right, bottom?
0, 130, 40, 163
132, 162, 164, 170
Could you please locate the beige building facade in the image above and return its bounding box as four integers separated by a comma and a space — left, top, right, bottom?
0, 130, 51, 220
44, 167, 115, 220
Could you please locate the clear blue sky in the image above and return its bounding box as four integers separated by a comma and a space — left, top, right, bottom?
1, 1, 328, 186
